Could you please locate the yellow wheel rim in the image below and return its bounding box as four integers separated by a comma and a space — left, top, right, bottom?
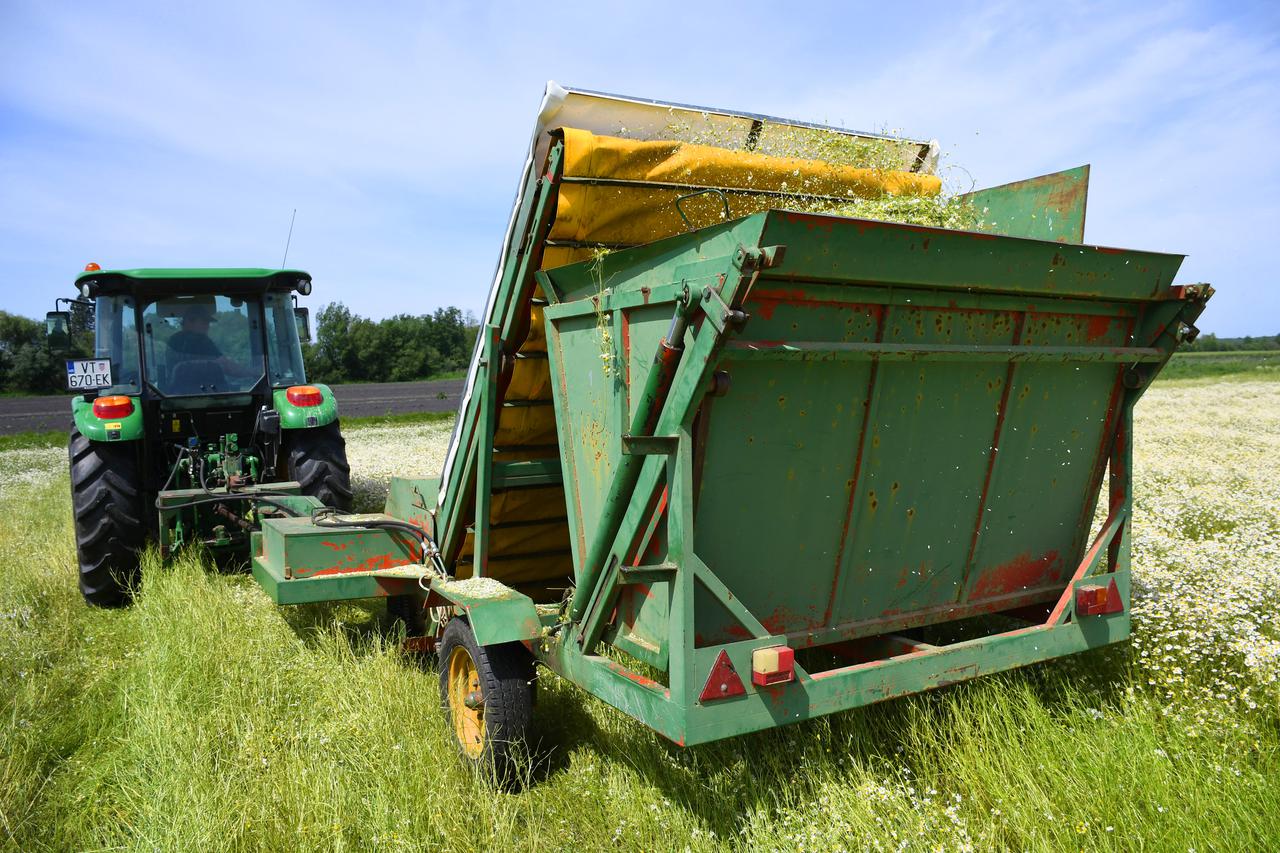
447, 645, 485, 758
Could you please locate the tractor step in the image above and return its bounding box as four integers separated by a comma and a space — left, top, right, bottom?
250, 513, 428, 605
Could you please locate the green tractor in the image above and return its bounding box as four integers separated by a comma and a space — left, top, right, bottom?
50, 266, 353, 607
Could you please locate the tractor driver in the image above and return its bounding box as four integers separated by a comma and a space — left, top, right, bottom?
167, 305, 254, 379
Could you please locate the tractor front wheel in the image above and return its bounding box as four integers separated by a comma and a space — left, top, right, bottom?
284, 422, 353, 511
69, 429, 147, 607
438, 618, 534, 785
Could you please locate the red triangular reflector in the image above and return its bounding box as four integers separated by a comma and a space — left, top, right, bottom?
699, 649, 746, 702
1102, 577, 1124, 614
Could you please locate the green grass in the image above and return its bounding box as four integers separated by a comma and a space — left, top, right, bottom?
0, 430, 65, 453
2, 371, 1278, 850
1160, 349, 1280, 381
1, 480, 1277, 850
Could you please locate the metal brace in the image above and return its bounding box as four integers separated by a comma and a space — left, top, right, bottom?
621, 434, 680, 456
702, 285, 748, 334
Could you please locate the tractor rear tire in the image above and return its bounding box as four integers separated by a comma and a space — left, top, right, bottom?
438, 618, 535, 786
284, 422, 353, 511
69, 429, 146, 608
387, 592, 428, 635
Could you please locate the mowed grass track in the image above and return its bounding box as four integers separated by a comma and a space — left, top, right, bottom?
1, 379, 1278, 852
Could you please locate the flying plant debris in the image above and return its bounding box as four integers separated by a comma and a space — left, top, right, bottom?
652, 113, 983, 230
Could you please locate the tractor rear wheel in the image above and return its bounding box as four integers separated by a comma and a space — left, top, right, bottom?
284, 422, 353, 511
68, 428, 146, 607
386, 592, 428, 635
438, 618, 534, 785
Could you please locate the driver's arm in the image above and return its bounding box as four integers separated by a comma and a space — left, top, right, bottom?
216, 355, 254, 377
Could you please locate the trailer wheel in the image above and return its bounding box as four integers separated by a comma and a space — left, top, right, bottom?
69, 428, 146, 607
284, 422, 353, 511
438, 618, 534, 785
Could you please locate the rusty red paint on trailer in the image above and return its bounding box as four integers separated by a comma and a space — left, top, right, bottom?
307, 548, 421, 578
606, 660, 668, 694
756, 602, 824, 635
895, 563, 921, 589
969, 551, 1061, 600
321, 540, 349, 551
747, 288, 806, 320
781, 211, 837, 233
1085, 315, 1113, 342
1046, 180, 1088, 213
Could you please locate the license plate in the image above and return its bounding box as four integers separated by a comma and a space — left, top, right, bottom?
66, 359, 113, 390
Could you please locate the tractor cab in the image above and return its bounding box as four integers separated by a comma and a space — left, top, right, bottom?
67, 267, 312, 400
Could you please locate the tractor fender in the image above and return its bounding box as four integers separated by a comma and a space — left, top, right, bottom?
71, 395, 144, 442
273, 383, 339, 429
430, 576, 543, 646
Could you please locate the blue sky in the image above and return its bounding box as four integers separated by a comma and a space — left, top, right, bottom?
2, 1, 1277, 335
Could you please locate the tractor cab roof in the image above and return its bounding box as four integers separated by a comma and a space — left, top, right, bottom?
75, 268, 312, 299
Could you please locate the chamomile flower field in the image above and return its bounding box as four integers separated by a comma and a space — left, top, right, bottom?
1, 373, 1277, 851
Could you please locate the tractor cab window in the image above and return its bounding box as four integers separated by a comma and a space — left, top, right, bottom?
142, 294, 265, 396
263, 292, 307, 386
94, 295, 141, 394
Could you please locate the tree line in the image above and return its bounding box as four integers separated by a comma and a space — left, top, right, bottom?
0, 310, 93, 394
0, 302, 477, 393
302, 302, 478, 384
1183, 333, 1280, 352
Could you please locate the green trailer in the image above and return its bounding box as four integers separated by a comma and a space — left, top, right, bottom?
248, 86, 1210, 777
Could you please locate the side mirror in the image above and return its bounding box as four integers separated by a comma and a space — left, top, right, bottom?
294, 307, 311, 343
46, 311, 72, 354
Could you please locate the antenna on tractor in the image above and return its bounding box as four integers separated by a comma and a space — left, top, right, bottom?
280, 208, 297, 269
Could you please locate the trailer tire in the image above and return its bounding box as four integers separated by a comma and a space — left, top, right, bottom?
69, 428, 146, 608
438, 618, 534, 786
284, 422, 353, 511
